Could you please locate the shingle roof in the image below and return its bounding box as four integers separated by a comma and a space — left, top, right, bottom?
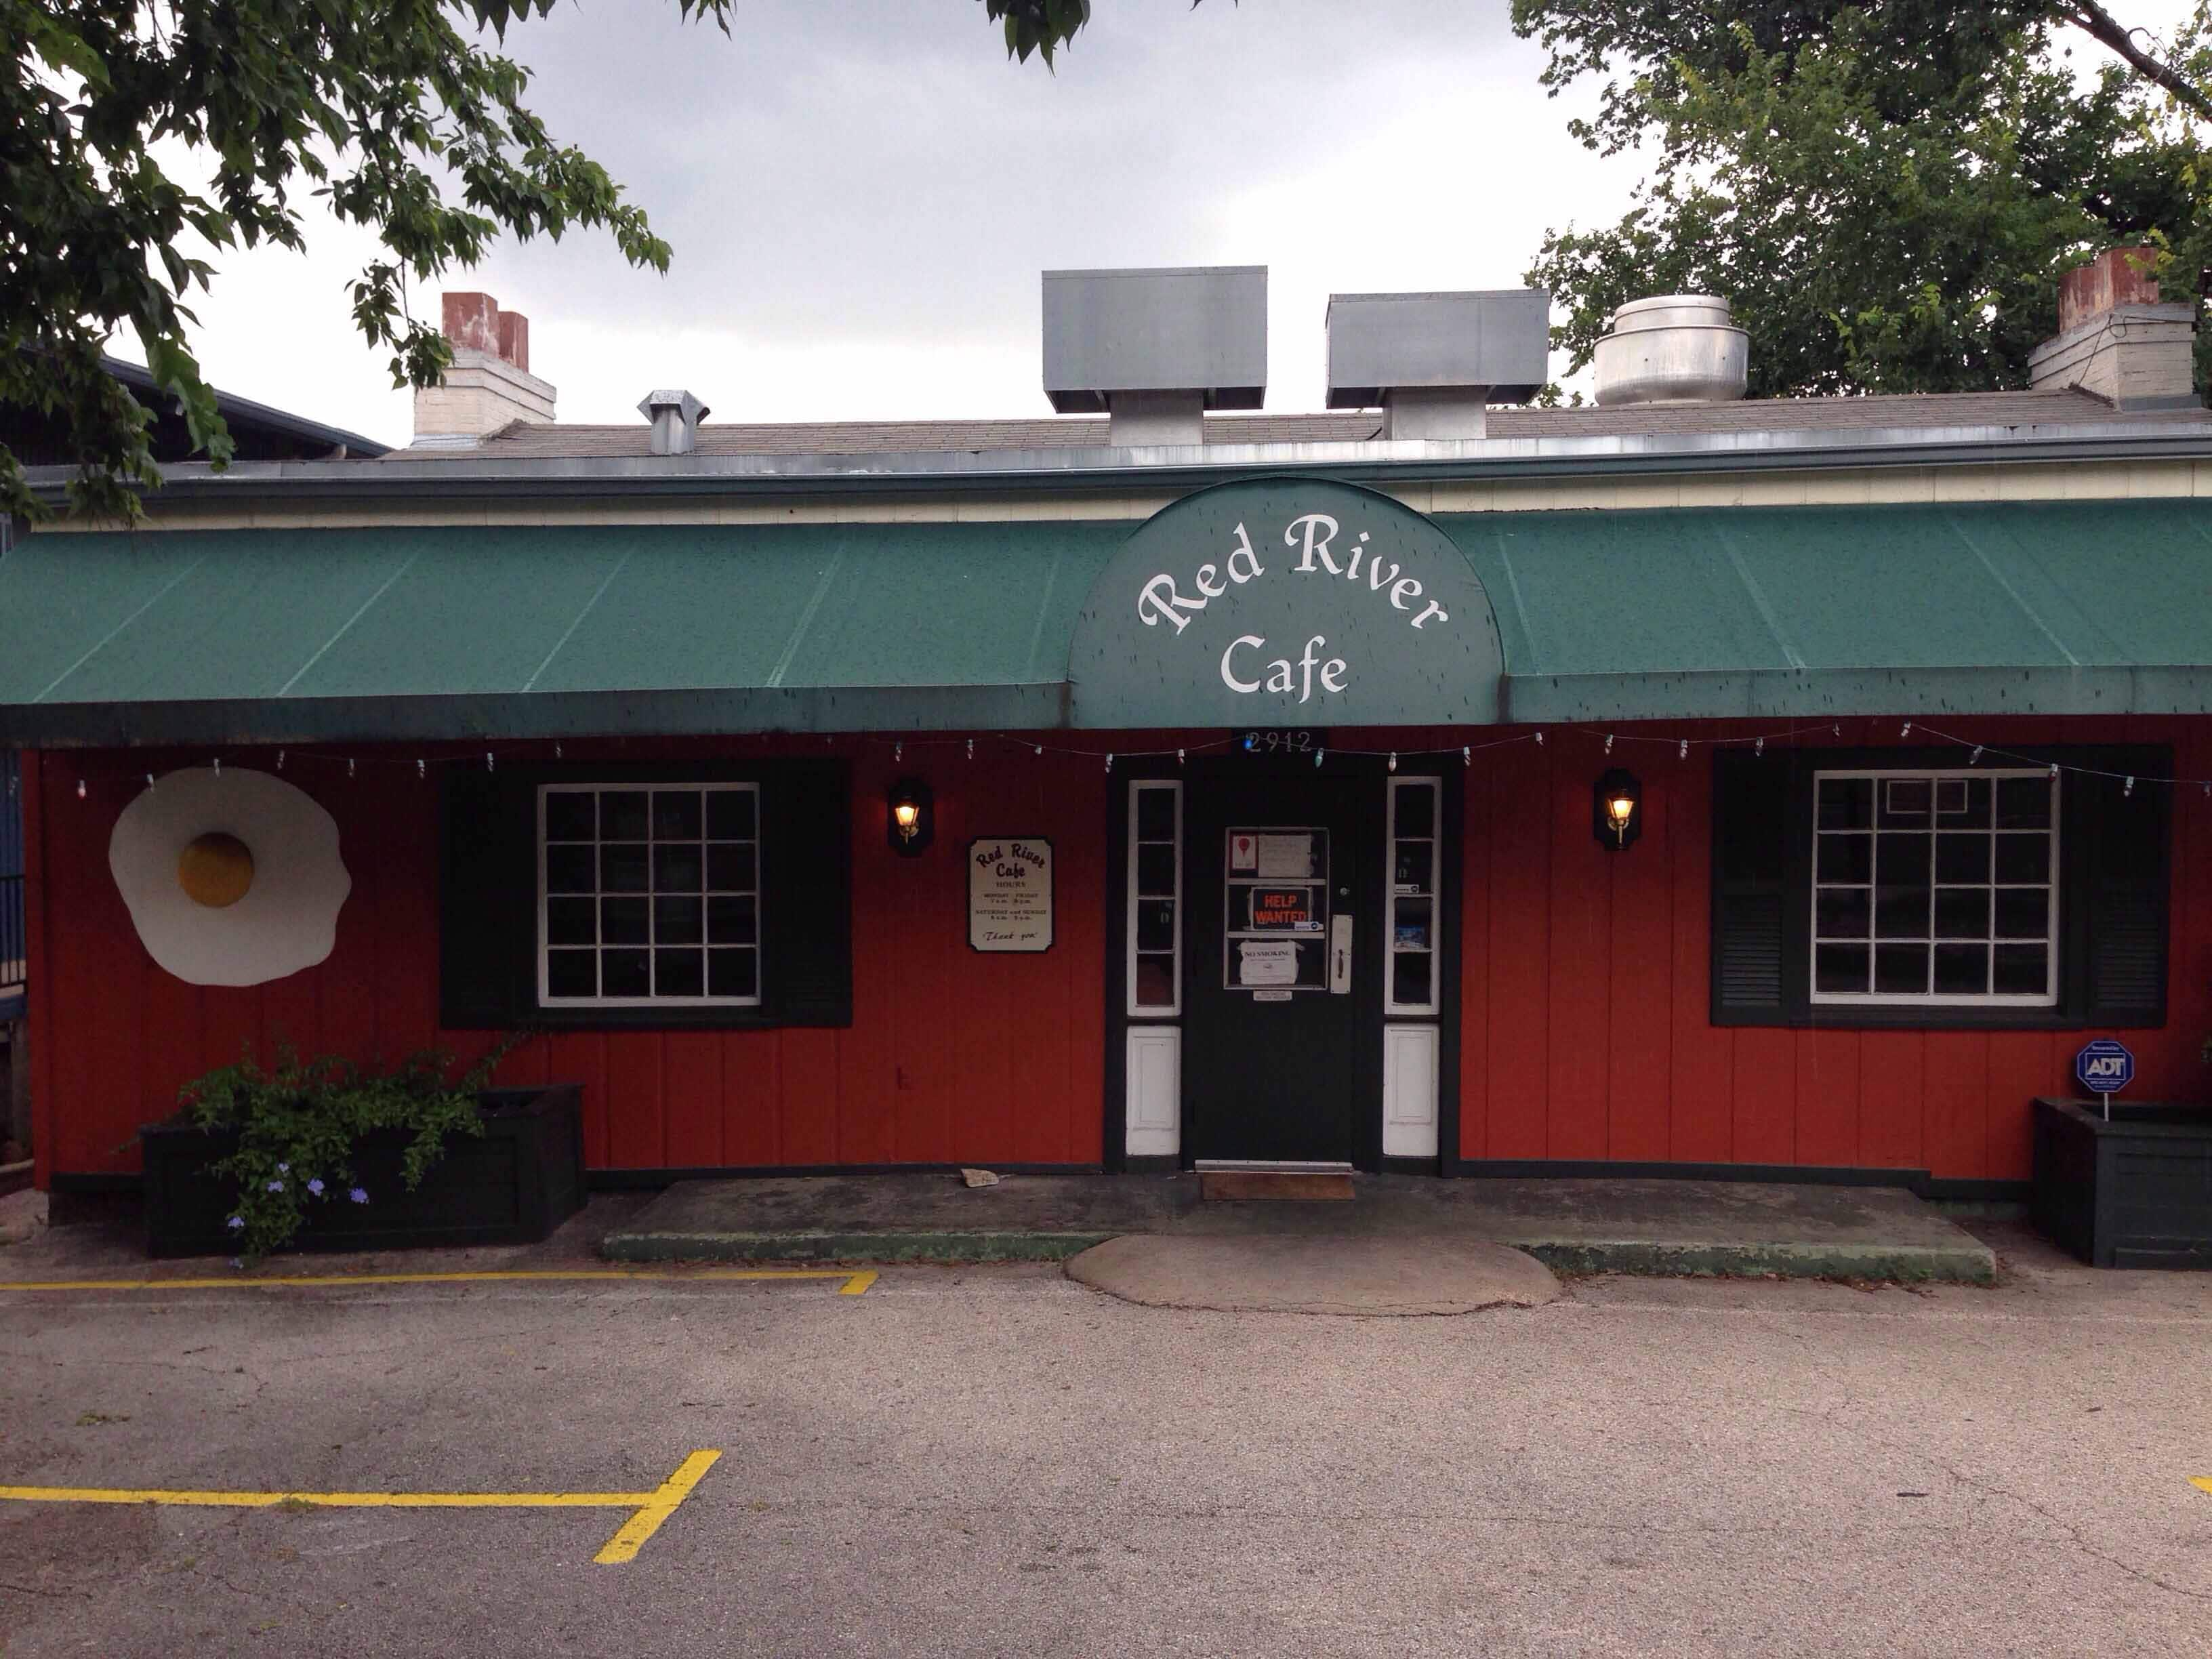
394, 388, 2207, 460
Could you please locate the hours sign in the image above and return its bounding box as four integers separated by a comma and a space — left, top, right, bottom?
968, 837, 1053, 953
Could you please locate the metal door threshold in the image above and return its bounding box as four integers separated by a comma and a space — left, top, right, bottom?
1193, 1160, 1354, 1175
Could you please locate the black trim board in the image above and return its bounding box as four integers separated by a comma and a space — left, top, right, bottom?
47, 1172, 142, 1194
1380, 1155, 1443, 1177
1450, 1159, 1926, 1186
586, 1162, 1103, 1189
1447, 1158, 2028, 1204
50, 1162, 2028, 1204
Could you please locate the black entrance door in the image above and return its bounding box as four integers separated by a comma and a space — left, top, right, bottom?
1182, 767, 1385, 1166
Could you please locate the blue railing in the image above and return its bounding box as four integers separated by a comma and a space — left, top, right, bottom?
1, 753, 22, 995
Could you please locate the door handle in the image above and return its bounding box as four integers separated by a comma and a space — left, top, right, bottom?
1329, 915, 1353, 994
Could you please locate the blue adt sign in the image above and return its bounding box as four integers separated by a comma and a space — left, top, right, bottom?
2075, 1039, 2135, 1096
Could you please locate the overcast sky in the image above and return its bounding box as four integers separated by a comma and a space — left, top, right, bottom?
163, 0, 2198, 448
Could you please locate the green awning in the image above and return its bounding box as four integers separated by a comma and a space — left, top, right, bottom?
0, 522, 1120, 745
1453, 499, 2212, 722
1, 499, 2208, 745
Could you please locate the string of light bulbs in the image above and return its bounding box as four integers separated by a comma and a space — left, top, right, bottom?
37, 716, 2212, 798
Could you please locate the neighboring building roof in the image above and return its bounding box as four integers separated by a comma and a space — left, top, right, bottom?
2, 355, 390, 466
396, 388, 2207, 461
5, 498, 2210, 747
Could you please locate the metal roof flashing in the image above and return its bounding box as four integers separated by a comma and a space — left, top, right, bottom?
25, 413, 2212, 510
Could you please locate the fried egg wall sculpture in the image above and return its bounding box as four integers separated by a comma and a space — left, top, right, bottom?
109, 767, 352, 987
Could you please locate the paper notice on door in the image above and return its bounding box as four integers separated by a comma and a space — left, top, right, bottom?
1255, 834, 1316, 880
1229, 832, 1257, 872
1237, 939, 1298, 987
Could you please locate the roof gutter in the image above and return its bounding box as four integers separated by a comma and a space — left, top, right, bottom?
22, 420, 2212, 511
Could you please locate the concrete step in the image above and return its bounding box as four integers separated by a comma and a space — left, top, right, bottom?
593, 1172, 2000, 1283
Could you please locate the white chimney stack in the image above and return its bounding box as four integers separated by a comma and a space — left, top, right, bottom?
410, 293, 556, 449
2030, 247, 2198, 410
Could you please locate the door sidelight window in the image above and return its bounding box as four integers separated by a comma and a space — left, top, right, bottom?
1128, 781, 1183, 1015
1386, 778, 1441, 1015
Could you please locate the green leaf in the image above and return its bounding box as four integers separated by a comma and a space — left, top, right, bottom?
1520, 0, 2212, 398
23, 12, 111, 89
5, 0, 1112, 518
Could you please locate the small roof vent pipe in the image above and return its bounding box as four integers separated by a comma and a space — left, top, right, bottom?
639, 389, 710, 455
1591, 295, 1748, 407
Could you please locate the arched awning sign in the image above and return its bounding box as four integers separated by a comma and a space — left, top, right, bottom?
1067, 478, 1505, 729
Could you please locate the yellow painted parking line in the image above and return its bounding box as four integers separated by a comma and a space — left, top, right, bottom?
0, 1450, 722, 1566
0, 1267, 875, 1295
592, 1450, 722, 1564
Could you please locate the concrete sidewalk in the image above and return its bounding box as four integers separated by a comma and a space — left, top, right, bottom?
599, 1172, 1999, 1284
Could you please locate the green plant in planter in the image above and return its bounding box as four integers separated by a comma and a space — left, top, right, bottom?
181, 1042, 520, 1263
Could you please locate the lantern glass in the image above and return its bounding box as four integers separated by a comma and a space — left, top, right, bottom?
1593, 768, 1643, 851
888, 778, 933, 855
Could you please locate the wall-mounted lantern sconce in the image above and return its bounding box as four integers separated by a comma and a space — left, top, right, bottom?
1594, 768, 1642, 851
888, 778, 934, 856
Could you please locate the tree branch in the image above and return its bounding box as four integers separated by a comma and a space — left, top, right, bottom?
2060, 1, 2212, 125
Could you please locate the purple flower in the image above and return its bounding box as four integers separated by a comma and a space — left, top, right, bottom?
306, 1179, 325, 1197
266, 1179, 284, 1193
348, 1187, 369, 1204
275, 1162, 289, 1174
226, 1215, 244, 1231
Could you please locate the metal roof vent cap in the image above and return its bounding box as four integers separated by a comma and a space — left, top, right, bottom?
1591, 295, 1748, 407
1042, 266, 1267, 448
638, 389, 710, 455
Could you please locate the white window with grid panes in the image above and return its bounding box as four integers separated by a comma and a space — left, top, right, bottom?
539, 783, 762, 1007
1127, 781, 1182, 1017
1385, 776, 1441, 1015
1811, 770, 2057, 1006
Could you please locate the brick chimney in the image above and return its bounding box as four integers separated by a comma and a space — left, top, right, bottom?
410, 292, 557, 447
2029, 247, 2198, 411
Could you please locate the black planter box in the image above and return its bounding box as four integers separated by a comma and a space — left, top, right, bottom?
2031, 1097, 2212, 1269
140, 1084, 586, 1259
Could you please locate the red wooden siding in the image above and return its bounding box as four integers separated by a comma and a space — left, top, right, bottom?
30, 738, 1110, 1176
1454, 715, 2212, 1181
24, 714, 2212, 1186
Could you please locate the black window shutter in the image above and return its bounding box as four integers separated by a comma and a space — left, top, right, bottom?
2081, 765, 2170, 1027
1712, 751, 1793, 1023
438, 771, 531, 1029
759, 760, 855, 1027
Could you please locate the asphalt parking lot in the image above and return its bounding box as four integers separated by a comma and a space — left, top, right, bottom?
0, 1227, 2207, 1658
